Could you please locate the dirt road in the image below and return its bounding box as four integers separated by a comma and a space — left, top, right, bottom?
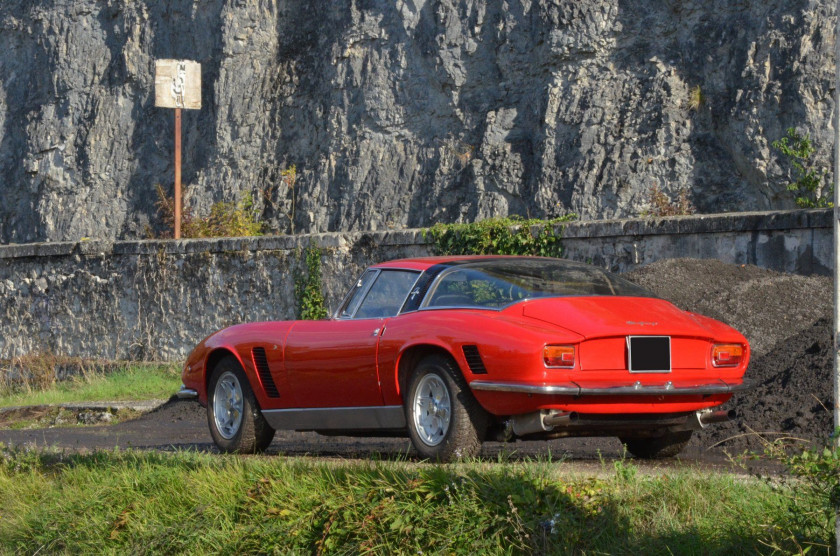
0, 398, 768, 474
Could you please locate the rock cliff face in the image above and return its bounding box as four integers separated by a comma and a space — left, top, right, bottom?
0, 0, 835, 243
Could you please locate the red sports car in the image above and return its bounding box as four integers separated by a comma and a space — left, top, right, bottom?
180, 256, 750, 461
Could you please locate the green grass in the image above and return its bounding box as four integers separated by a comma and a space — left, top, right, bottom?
0, 448, 833, 554
0, 363, 181, 408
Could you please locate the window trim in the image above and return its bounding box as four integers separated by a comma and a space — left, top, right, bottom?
334, 269, 380, 320
419, 261, 650, 311
334, 268, 422, 320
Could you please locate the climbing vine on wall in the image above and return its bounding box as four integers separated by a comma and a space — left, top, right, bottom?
294, 247, 328, 320
425, 215, 575, 257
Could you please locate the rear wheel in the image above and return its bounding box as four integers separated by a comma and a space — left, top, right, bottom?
406, 354, 487, 462
207, 357, 275, 453
620, 430, 693, 459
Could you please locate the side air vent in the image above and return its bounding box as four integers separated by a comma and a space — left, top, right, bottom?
462, 345, 487, 374
252, 347, 280, 398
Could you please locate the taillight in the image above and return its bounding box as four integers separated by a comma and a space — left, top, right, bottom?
711, 344, 744, 367
544, 345, 575, 368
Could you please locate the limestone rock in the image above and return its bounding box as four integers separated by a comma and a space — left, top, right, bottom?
0, 0, 835, 243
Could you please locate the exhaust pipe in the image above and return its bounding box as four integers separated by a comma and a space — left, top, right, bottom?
686, 409, 736, 430
544, 411, 579, 428
507, 410, 578, 437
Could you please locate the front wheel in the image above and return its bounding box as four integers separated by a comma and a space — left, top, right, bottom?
207, 357, 275, 453
619, 430, 693, 459
406, 354, 487, 462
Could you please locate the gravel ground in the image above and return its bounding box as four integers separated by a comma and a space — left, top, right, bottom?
625, 258, 834, 453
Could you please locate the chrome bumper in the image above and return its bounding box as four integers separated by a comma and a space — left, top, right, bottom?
176, 385, 199, 399
469, 379, 750, 396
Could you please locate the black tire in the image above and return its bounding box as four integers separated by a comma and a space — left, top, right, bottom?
405, 354, 488, 462
207, 356, 275, 453
620, 430, 693, 459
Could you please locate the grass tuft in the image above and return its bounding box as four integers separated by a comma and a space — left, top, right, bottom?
0, 362, 180, 408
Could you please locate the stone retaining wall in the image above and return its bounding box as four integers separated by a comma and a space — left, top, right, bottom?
0, 209, 831, 361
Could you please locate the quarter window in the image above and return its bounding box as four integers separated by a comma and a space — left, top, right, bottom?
354, 270, 420, 319
337, 269, 378, 319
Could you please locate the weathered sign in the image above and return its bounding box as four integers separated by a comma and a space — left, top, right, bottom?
154, 60, 201, 110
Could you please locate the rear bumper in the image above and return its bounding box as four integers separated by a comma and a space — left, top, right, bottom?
470, 379, 750, 397
499, 408, 737, 440
176, 384, 199, 400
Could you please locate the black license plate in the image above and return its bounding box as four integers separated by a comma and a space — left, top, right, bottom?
627, 336, 671, 373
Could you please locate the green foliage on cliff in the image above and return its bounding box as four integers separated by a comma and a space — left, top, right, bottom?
641, 183, 696, 217
772, 128, 834, 208
426, 215, 575, 257
154, 186, 265, 238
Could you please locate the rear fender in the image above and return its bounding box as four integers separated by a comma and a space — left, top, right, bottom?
394, 343, 462, 402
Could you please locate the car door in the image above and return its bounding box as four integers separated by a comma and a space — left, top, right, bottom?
284, 269, 420, 408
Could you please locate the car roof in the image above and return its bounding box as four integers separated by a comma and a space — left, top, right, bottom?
370, 255, 539, 271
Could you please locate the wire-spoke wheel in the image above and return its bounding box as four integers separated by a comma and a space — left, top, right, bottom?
207, 356, 275, 453
406, 354, 488, 462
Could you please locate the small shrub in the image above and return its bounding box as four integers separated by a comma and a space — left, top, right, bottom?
641, 182, 695, 217
426, 215, 576, 257
0, 353, 58, 396
281, 165, 298, 234
687, 85, 704, 111
153, 185, 265, 238
0, 353, 107, 397
294, 247, 328, 320
772, 127, 834, 208
759, 436, 839, 551
450, 141, 475, 167
612, 458, 638, 483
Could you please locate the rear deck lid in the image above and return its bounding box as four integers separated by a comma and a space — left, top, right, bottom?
519, 296, 713, 340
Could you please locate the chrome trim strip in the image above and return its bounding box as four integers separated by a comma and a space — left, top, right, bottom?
394, 271, 423, 315
417, 305, 501, 312
262, 405, 407, 430
472, 382, 581, 395
176, 385, 198, 399
419, 266, 448, 309
469, 379, 751, 396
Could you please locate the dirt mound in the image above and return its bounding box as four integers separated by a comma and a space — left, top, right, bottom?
624, 259, 834, 452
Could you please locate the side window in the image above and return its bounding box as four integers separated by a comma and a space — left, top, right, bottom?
354, 270, 420, 319
337, 270, 378, 319
427, 268, 527, 308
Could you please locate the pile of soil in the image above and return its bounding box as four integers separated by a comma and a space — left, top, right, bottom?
624, 259, 834, 453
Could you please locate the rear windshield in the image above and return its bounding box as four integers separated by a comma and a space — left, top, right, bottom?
424, 259, 655, 309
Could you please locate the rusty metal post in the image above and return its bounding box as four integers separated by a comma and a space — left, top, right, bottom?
174, 107, 182, 239
156, 60, 199, 238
